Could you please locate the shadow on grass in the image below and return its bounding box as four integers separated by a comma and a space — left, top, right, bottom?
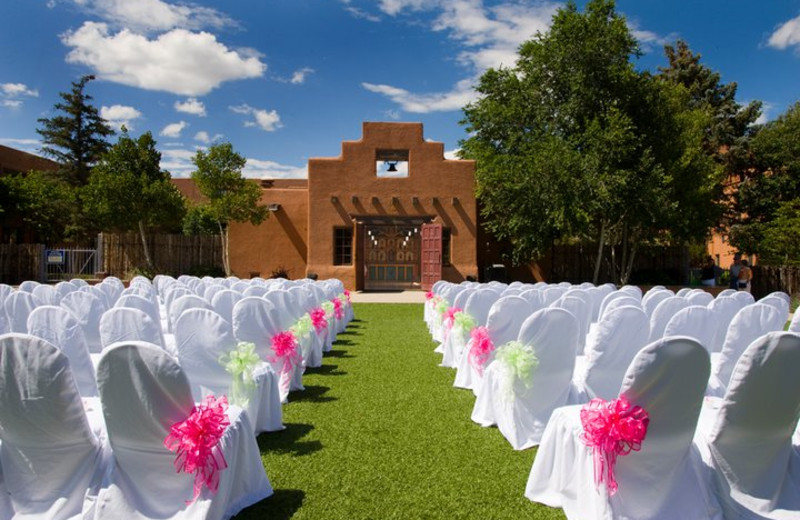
305, 363, 346, 376
258, 423, 322, 456
291, 384, 337, 403
333, 339, 355, 346
325, 349, 354, 359
233, 488, 305, 520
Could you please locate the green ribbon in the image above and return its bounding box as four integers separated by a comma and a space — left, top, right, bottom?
453, 312, 477, 335
435, 299, 449, 316
219, 341, 261, 407
495, 340, 539, 399
322, 301, 335, 318
291, 314, 313, 339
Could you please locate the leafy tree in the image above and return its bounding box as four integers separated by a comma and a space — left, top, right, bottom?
758, 199, 800, 266
182, 204, 219, 235
190, 142, 268, 276
460, 0, 718, 284
729, 101, 800, 259
0, 172, 76, 243
36, 75, 114, 186
82, 129, 185, 270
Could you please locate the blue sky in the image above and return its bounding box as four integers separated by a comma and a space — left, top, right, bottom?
1, 0, 799, 179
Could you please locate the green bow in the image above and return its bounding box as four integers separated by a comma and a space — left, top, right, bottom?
453, 312, 477, 334
322, 301, 335, 318
435, 299, 449, 316
291, 314, 313, 339
495, 340, 539, 399
219, 342, 261, 406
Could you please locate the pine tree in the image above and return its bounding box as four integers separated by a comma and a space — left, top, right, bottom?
36, 75, 114, 186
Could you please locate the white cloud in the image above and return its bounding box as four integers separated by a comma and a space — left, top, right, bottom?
62, 22, 266, 96
229, 104, 282, 132
768, 15, 800, 51
100, 104, 142, 130
378, 0, 431, 16
290, 68, 314, 84
0, 82, 39, 108
175, 97, 206, 116
159, 147, 200, 177
362, 78, 476, 113
160, 120, 188, 137
444, 148, 462, 160
754, 102, 775, 125
64, 0, 236, 33
193, 130, 223, 143
243, 158, 307, 179
344, 6, 382, 22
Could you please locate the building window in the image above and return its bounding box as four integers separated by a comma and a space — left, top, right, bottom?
442, 228, 451, 266
333, 228, 353, 265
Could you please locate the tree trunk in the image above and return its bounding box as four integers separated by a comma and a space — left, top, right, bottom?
138, 220, 153, 271
592, 220, 607, 285
621, 230, 640, 286
218, 221, 230, 276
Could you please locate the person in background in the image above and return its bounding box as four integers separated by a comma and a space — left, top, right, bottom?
737, 259, 752, 292
729, 254, 742, 290
701, 256, 717, 286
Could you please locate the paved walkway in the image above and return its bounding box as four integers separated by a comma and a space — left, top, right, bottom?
348, 290, 426, 304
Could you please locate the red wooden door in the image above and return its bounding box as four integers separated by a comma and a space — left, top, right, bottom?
420, 223, 442, 291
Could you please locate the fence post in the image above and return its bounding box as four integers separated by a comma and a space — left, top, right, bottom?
96, 233, 104, 276
39, 246, 46, 283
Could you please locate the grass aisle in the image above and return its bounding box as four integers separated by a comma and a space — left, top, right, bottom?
236, 303, 565, 519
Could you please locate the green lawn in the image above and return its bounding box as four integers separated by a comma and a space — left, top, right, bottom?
235, 303, 565, 519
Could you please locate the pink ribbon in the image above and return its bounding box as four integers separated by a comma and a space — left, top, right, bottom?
425, 290, 434, 300
343, 289, 351, 304
468, 326, 494, 376
580, 396, 649, 496
333, 297, 344, 319
443, 306, 461, 340
164, 395, 230, 504
311, 308, 327, 333
268, 331, 302, 394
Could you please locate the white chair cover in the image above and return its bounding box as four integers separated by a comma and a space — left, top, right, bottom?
716, 288, 737, 298
211, 290, 244, 327
600, 295, 640, 319
27, 306, 98, 397
663, 305, 718, 352
96, 281, 122, 307
764, 291, 791, 305
695, 332, 800, 520
169, 294, 212, 330
675, 287, 692, 297
757, 296, 790, 323
518, 289, 546, 313
618, 285, 642, 299
526, 337, 720, 519
203, 284, 227, 303
17, 280, 39, 293
61, 290, 107, 354
0, 333, 106, 519
0, 284, 12, 306
648, 296, 690, 342
116, 294, 162, 326
575, 306, 650, 400
553, 296, 591, 353
99, 307, 165, 350
707, 303, 786, 397
92, 341, 272, 519
242, 285, 269, 298
454, 296, 532, 392
5, 290, 37, 333
686, 290, 714, 307
597, 291, 630, 322
32, 284, 59, 306
472, 308, 580, 450
708, 296, 741, 352
232, 297, 299, 403
439, 289, 496, 369
789, 310, 800, 333
541, 287, 566, 306
642, 289, 672, 318
732, 291, 755, 305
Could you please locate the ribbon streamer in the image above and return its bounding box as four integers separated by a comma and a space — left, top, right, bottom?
219, 342, 260, 407
495, 340, 539, 399
268, 331, 302, 394
333, 297, 344, 319
580, 396, 649, 496
311, 308, 327, 333
164, 395, 230, 503
468, 326, 495, 376
343, 289, 351, 304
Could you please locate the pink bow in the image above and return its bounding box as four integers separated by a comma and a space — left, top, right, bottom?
268, 331, 302, 394
425, 290, 434, 300
333, 297, 344, 319
164, 395, 230, 504
443, 306, 461, 339
468, 326, 494, 375
311, 308, 327, 333
343, 289, 351, 304
580, 396, 649, 496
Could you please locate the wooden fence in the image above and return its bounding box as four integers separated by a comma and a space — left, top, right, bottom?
751, 265, 800, 301
546, 243, 689, 285
0, 244, 44, 285
99, 233, 223, 278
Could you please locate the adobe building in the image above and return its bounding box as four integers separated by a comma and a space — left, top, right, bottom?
177, 122, 480, 290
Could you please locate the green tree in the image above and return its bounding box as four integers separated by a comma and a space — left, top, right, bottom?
758, 199, 800, 266
460, 0, 717, 284
190, 142, 268, 276
0, 172, 77, 243
82, 129, 185, 270
730, 101, 800, 258
36, 75, 114, 186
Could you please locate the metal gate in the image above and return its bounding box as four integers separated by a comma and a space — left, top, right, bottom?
43, 248, 99, 282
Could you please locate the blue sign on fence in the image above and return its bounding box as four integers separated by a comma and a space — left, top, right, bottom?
46, 250, 65, 264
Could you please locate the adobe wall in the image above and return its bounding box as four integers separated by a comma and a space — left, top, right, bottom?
0, 145, 59, 175
307, 122, 478, 289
